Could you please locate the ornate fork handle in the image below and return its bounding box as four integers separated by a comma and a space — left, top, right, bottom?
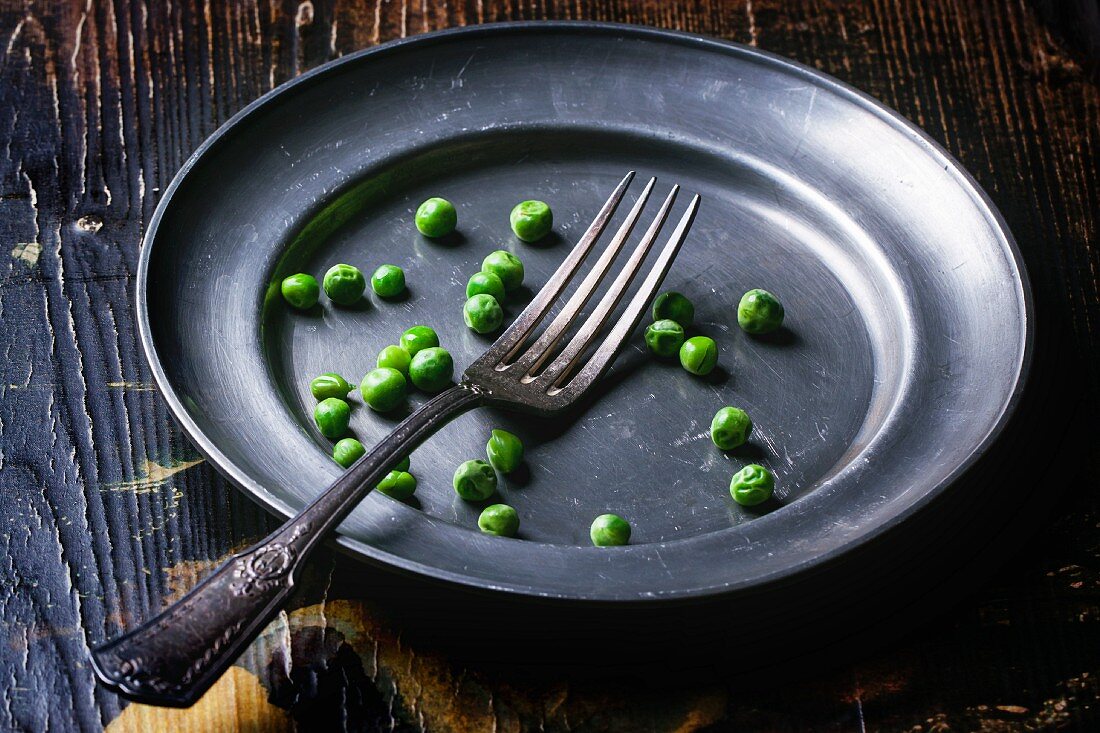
91, 384, 484, 707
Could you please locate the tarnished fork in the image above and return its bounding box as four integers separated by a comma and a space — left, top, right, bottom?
91, 171, 700, 707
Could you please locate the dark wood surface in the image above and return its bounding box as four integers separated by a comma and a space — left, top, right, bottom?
1, 1, 1097, 730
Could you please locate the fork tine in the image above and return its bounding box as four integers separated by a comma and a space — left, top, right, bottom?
510, 177, 657, 375
482, 171, 636, 365
532, 183, 680, 385
543, 193, 701, 393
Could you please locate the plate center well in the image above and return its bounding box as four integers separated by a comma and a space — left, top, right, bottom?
262, 130, 896, 546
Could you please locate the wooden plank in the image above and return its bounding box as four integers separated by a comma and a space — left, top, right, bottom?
0, 1, 1096, 730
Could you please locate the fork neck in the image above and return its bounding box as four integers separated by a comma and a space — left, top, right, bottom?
298, 381, 486, 544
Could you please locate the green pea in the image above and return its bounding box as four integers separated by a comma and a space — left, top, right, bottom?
409, 346, 453, 393
482, 250, 524, 292
453, 459, 497, 501
310, 372, 353, 401
280, 273, 320, 309
415, 197, 457, 238
711, 407, 753, 450
463, 294, 504, 334
478, 504, 520, 537
360, 367, 406, 412
400, 325, 439, 356
466, 271, 506, 301
395, 456, 410, 472
737, 289, 784, 334
377, 470, 417, 500
590, 514, 631, 547
644, 319, 685, 358
509, 200, 553, 243
373, 345, 409, 376
486, 429, 523, 473
323, 264, 366, 305
652, 291, 695, 327
729, 464, 775, 506
679, 336, 718, 376
371, 264, 406, 298
313, 397, 350, 440
332, 438, 365, 468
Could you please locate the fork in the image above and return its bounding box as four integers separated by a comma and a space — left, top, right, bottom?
90, 171, 700, 707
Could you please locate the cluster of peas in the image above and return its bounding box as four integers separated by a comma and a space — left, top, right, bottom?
643, 287, 786, 506
279, 194, 627, 545
461, 199, 552, 333
302, 322, 454, 500
280, 192, 787, 543
452, 429, 524, 537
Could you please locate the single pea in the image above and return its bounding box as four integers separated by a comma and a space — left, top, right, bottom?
711, 407, 753, 450
453, 459, 497, 501
310, 372, 353, 401
323, 264, 366, 306
509, 200, 553, 243
409, 346, 454, 393
737, 289, 785, 334
415, 197, 457, 238
478, 504, 520, 537
313, 397, 350, 440
332, 438, 366, 468
466, 271, 506, 301
280, 273, 320, 309
400, 325, 439, 356
590, 514, 631, 547
376, 345, 411, 375
395, 455, 410, 472
652, 291, 695, 327
482, 250, 524, 292
486, 429, 523, 473
463, 294, 504, 334
370, 264, 406, 298
377, 470, 417, 500
730, 464, 775, 506
644, 319, 685, 358
679, 336, 718, 376
360, 367, 406, 412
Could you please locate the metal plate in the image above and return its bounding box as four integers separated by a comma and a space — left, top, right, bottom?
138, 23, 1032, 602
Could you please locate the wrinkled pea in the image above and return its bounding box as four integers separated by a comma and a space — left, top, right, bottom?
478, 504, 520, 537
453, 459, 497, 501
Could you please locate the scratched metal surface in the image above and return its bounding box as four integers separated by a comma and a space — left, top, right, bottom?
140, 25, 1030, 600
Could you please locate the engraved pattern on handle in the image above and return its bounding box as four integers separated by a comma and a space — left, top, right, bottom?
91, 384, 483, 707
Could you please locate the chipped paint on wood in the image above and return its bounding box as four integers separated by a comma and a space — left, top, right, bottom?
105, 666, 292, 733
264, 599, 727, 732
102, 457, 205, 493
105, 380, 158, 391
10, 241, 40, 266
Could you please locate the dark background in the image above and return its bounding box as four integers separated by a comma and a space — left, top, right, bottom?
0, 1, 1097, 731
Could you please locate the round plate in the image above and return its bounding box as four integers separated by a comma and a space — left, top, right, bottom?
139, 23, 1032, 602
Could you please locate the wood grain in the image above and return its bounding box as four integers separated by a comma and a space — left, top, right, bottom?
0, 1, 1096, 730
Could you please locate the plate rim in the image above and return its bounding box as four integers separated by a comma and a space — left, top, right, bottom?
136, 21, 1035, 603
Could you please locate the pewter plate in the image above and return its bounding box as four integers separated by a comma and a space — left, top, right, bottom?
138, 23, 1032, 601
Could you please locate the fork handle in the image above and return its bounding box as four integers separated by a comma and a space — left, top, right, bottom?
90, 383, 484, 707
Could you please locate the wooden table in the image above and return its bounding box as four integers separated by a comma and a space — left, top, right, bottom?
1, 1, 1097, 730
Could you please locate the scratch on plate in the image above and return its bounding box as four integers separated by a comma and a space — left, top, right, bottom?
790, 88, 818, 161
451, 51, 477, 89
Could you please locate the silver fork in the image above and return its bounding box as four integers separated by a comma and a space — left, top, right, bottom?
90, 172, 700, 708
